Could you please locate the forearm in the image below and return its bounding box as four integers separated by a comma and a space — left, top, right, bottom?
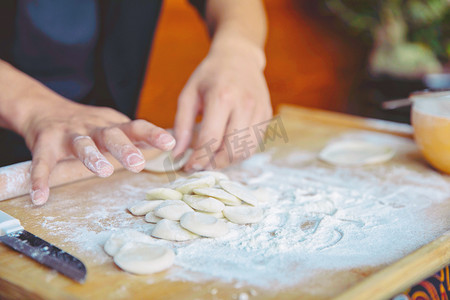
0, 59, 65, 136
205, 0, 267, 69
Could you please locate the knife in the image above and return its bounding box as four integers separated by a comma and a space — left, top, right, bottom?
0, 210, 87, 283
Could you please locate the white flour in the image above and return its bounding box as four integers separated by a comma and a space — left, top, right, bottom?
28, 132, 450, 292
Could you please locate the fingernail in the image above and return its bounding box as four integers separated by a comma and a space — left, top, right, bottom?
127, 153, 145, 167
95, 160, 114, 177
158, 134, 176, 148
31, 189, 46, 206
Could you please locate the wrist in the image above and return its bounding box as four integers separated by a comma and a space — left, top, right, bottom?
209, 29, 266, 71
0, 60, 71, 136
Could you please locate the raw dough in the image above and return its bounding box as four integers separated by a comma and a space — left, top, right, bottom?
128, 200, 164, 216
180, 212, 229, 238
318, 140, 395, 166
104, 229, 154, 256
113, 242, 175, 274
174, 176, 215, 194
146, 188, 182, 200
223, 206, 264, 224
153, 200, 194, 221
151, 219, 199, 241
193, 187, 241, 206
199, 211, 225, 219
144, 149, 192, 173
183, 194, 225, 213
188, 171, 229, 184
219, 180, 258, 206
144, 211, 163, 224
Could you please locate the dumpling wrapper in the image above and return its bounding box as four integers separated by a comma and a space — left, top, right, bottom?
223, 206, 264, 224
180, 212, 229, 238
193, 187, 241, 206
151, 219, 199, 241
144, 211, 163, 224
104, 229, 154, 256
174, 176, 216, 194
146, 188, 182, 200
318, 140, 395, 166
153, 200, 194, 221
113, 242, 175, 275
128, 200, 165, 216
183, 194, 225, 213
219, 180, 258, 206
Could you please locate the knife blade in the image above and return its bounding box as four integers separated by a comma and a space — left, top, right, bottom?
0, 210, 87, 283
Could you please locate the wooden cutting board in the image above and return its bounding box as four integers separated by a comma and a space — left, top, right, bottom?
0, 105, 449, 300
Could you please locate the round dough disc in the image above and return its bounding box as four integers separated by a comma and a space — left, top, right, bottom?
144, 211, 163, 224
198, 211, 224, 219
318, 140, 395, 166
219, 180, 258, 206
144, 149, 192, 173
180, 212, 229, 238
146, 188, 182, 200
183, 194, 225, 213
128, 200, 165, 216
153, 200, 194, 221
174, 176, 216, 194
104, 229, 154, 257
223, 206, 264, 224
193, 187, 241, 206
113, 242, 175, 275
151, 219, 199, 241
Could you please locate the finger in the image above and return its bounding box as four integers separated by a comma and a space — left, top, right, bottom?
209, 103, 258, 170
172, 83, 200, 157
29, 136, 59, 205
118, 120, 175, 151
184, 90, 233, 171
94, 127, 146, 173
71, 135, 114, 178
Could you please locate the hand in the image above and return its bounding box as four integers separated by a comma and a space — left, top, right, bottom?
21, 96, 175, 205
173, 39, 272, 171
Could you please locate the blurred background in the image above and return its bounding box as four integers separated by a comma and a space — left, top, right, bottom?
137, 0, 450, 127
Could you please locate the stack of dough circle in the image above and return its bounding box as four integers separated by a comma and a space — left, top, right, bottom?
126, 172, 266, 243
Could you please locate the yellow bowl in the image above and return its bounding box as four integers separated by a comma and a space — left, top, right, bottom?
411, 91, 450, 174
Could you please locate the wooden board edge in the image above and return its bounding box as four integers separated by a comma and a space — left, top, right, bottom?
334, 231, 450, 300
277, 104, 414, 138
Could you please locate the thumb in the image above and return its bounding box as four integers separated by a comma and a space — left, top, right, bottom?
173, 83, 199, 158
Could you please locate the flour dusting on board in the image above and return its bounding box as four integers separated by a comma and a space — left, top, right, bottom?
32, 132, 450, 291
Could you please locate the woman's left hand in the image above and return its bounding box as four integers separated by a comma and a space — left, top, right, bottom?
172, 39, 272, 171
